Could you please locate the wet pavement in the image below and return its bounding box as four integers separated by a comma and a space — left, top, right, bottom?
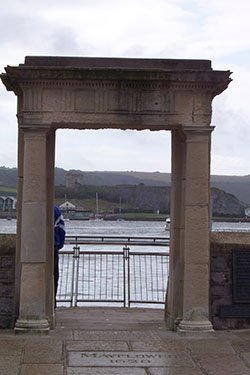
1, 307, 250, 374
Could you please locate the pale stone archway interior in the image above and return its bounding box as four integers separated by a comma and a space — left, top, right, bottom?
0, 56, 231, 333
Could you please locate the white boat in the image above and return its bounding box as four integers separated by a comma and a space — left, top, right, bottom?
165, 217, 171, 231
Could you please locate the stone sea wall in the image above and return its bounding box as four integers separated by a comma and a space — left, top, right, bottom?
210, 232, 250, 329
0, 234, 15, 328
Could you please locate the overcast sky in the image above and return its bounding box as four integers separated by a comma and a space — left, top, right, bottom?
1, 0, 250, 176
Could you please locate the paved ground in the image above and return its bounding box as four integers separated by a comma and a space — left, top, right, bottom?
1, 307, 250, 374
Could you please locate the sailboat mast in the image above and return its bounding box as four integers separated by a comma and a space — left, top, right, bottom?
96, 192, 99, 217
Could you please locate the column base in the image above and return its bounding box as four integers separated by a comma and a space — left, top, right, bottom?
177, 319, 214, 336
14, 318, 50, 334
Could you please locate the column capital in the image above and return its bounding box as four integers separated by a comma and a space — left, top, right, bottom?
17, 112, 51, 130
19, 123, 51, 132
182, 125, 215, 138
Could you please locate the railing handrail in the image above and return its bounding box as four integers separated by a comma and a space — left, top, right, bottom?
65, 235, 169, 247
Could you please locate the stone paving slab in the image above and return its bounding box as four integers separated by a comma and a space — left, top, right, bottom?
239, 352, 250, 366
74, 329, 160, 341
192, 353, 250, 374
231, 339, 250, 352
66, 340, 129, 351
20, 364, 64, 375
50, 328, 74, 340
0, 355, 21, 375
67, 368, 147, 375
186, 339, 235, 354
130, 339, 187, 352
0, 339, 24, 354
147, 368, 204, 375
68, 351, 195, 368
230, 330, 250, 339
23, 339, 63, 364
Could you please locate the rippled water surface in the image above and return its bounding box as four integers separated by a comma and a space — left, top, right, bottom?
0, 218, 250, 235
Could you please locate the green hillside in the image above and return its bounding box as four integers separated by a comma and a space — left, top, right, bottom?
0, 166, 249, 205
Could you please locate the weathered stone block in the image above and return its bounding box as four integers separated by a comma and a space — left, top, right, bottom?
1, 256, 14, 268
0, 234, 15, 329
0, 284, 14, 297
210, 234, 250, 329
0, 297, 14, 314
0, 315, 13, 329
210, 254, 230, 271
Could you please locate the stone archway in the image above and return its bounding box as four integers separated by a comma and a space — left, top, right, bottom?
1, 56, 231, 333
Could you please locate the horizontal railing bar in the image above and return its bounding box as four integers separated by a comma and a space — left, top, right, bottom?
67, 241, 168, 246
129, 252, 169, 256
76, 299, 124, 303
65, 235, 169, 245
66, 235, 169, 240
130, 301, 165, 304
59, 250, 169, 256
79, 251, 124, 255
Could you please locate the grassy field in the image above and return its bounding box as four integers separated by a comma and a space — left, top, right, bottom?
0, 185, 17, 195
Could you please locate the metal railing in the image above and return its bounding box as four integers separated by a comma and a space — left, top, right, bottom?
57, 235, 169, 308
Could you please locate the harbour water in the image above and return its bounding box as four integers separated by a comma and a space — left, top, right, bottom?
1, 218, 250, 236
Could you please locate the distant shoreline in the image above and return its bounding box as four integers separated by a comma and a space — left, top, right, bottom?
0, 213, 250, 223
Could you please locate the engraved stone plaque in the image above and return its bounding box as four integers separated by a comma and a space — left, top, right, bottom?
68, 351, 193, 367
233, 249, 250, 303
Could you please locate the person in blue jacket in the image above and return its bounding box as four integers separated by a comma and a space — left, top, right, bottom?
54, 205, 65, 307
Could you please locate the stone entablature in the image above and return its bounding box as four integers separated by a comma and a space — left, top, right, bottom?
2, 57, 231, 130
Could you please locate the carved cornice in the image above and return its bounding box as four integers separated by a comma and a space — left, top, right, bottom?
2, 64, 232, 97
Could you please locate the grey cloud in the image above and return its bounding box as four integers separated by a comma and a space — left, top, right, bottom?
0, 12, 46, 45
50, 28, 81, 54
122, 45, 147, 57
50, 27, 97, 56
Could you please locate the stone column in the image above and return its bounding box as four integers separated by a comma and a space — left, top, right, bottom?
166, 129, 186, 329
178, 126, 214, 334
14, 127, 24, 321
15, 127, 50, 333
46, 129, 56, 327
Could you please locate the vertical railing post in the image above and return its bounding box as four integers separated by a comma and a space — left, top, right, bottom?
73, 244, 80, 307
127, 247, 131, 307
123, 245, 130, 307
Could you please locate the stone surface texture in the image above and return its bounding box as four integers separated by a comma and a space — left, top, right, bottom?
0, 307, 249, 374
0, 234, 15, 328
210, 232, 250, 329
